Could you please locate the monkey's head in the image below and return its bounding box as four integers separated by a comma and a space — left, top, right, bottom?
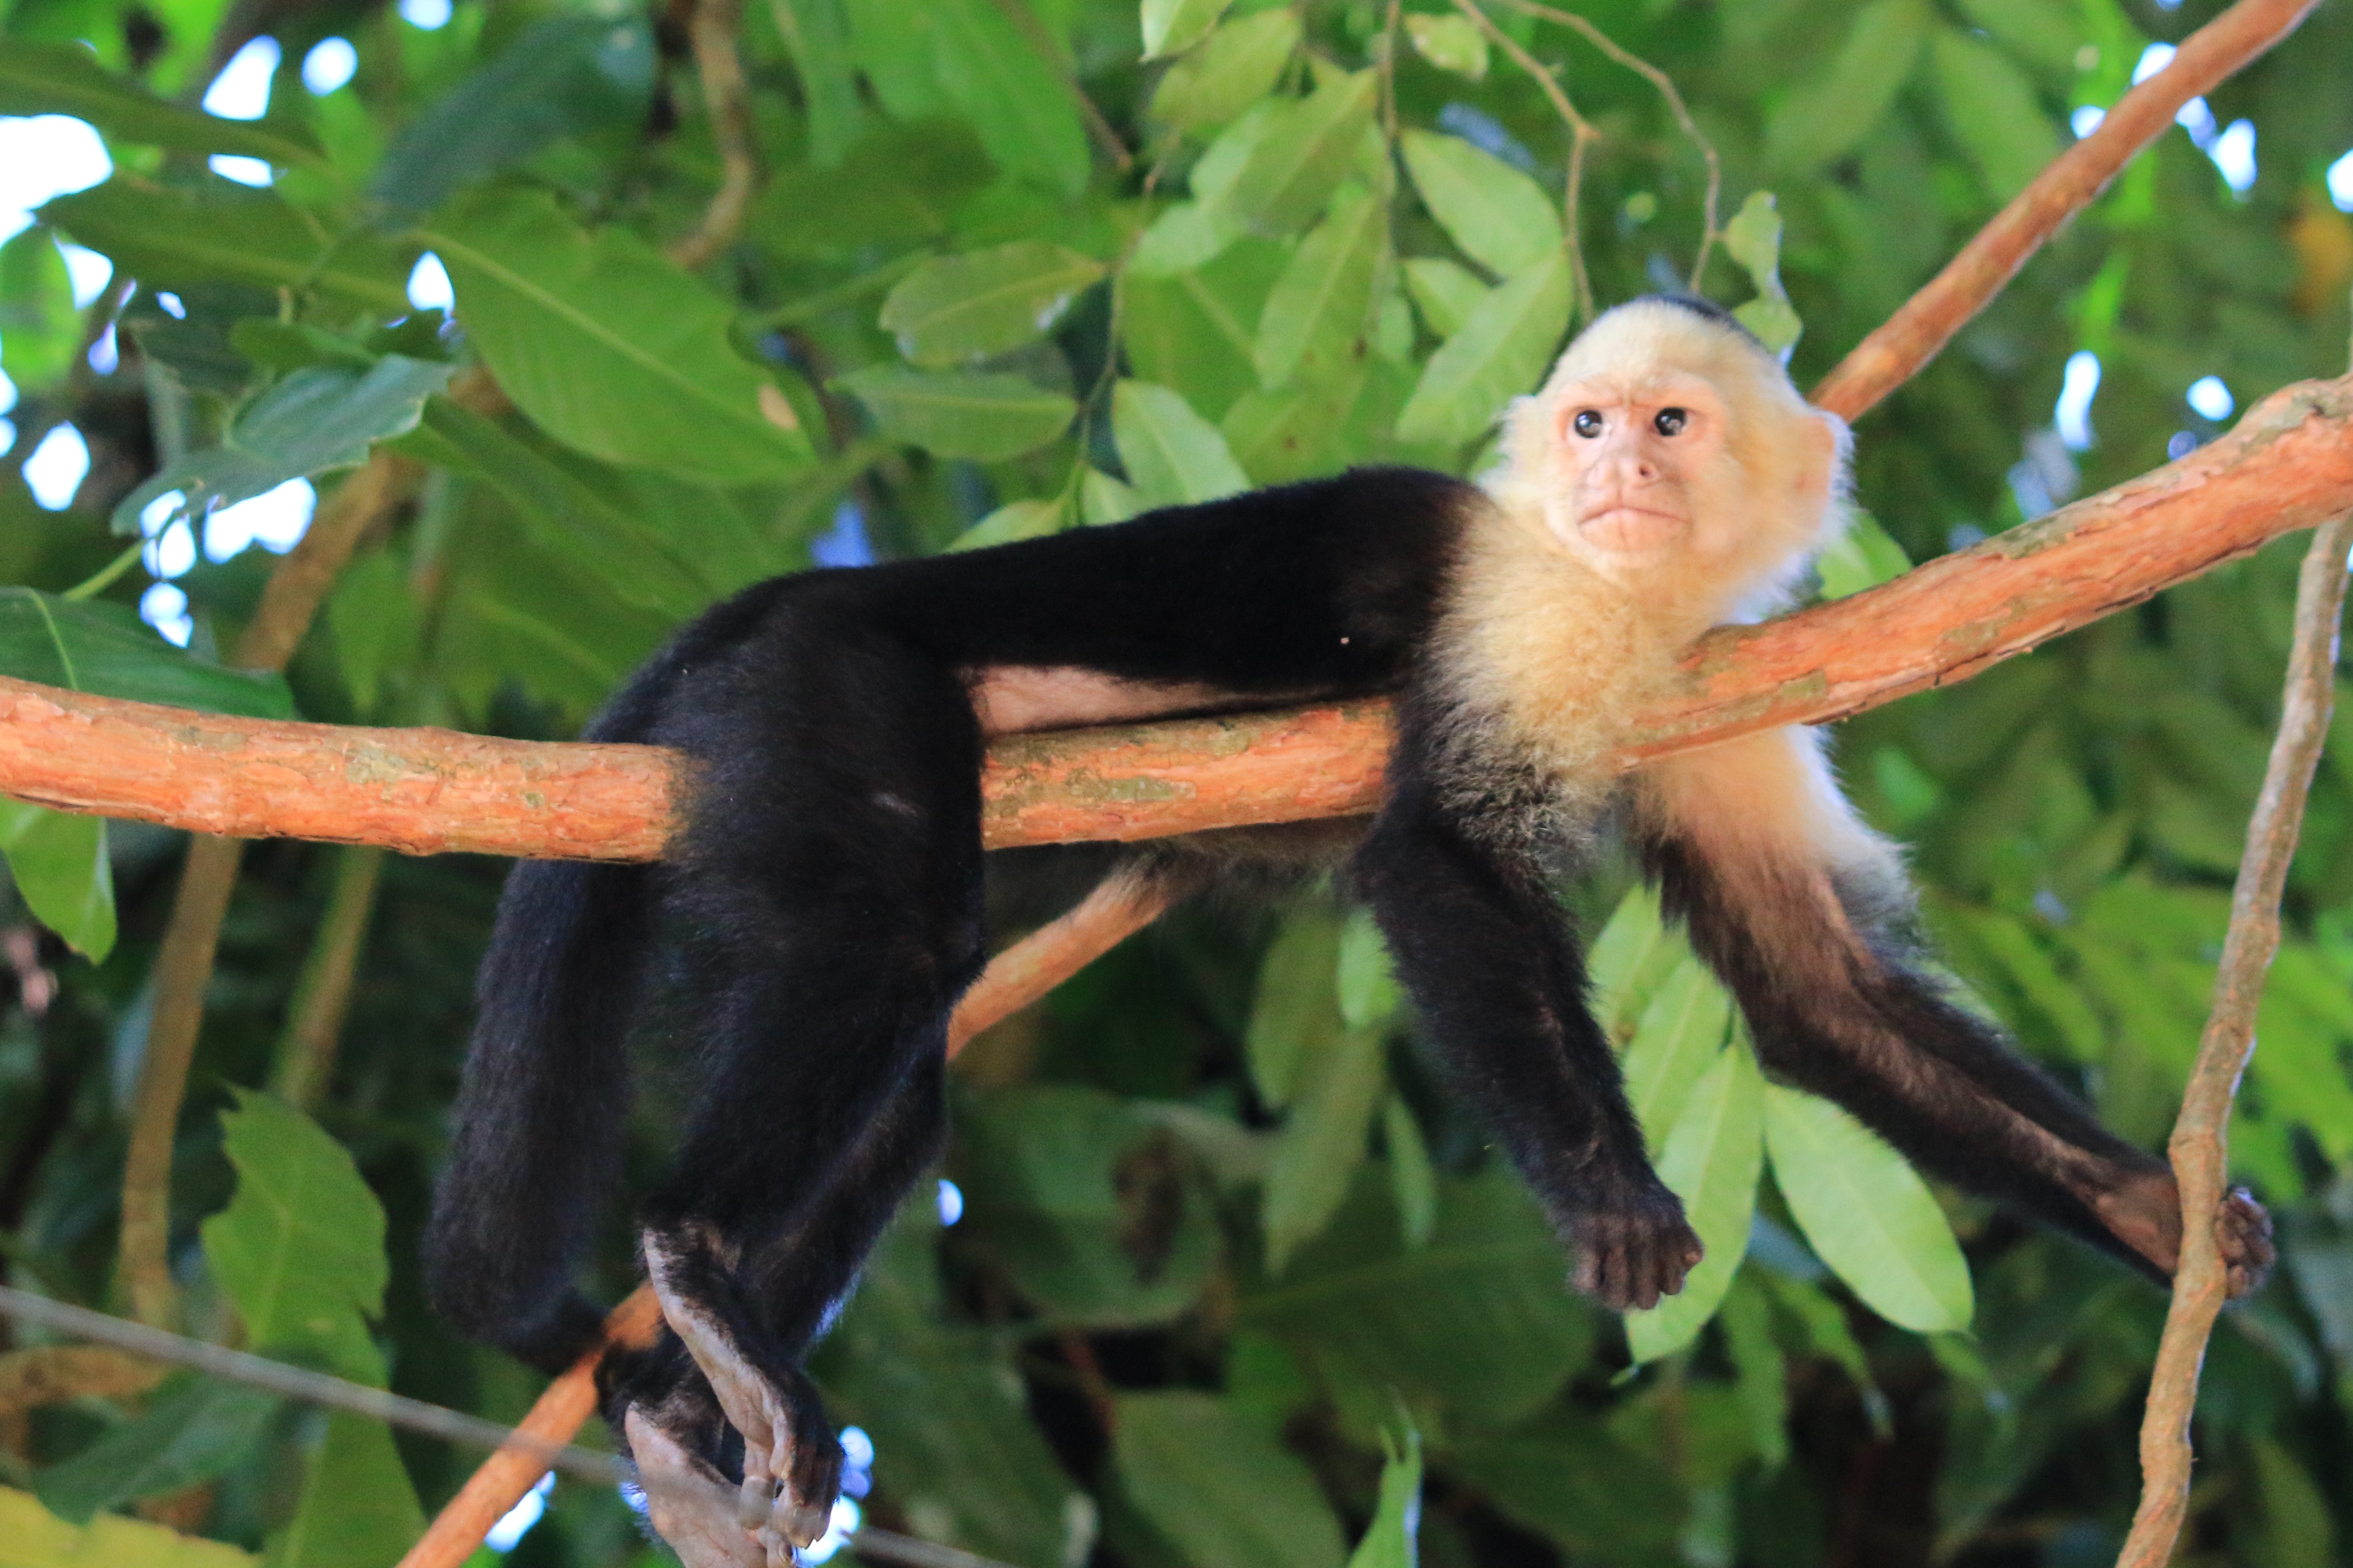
1495, 296, 1851, 622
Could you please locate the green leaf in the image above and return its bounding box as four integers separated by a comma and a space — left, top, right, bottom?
1585, 882, 1678, 1045
426, 190, 814, 484
948, 496, 1068, 551
1124, 236, 1286, 419
839, 0, 953, 119
754, 120, 994, 258
1952, 0, 2085, 74
1149, 9, 1301, 131
0, 39, 324, 168
1402, 256, 1489, 340
1624, 1039, 1764, 1361
2247, 1435, 2335, 1568
0, 800, 115, 963
1763, 0, 1930, 173
818, 1213, 1086, 1566
1245, 903, 1346, 1107
1815, 507, 1913, 598
0, 587, 296, 717
1717, 1276, 1791, 1468
0, 228, 79, 392
1114, 1393, 1347, 1568
369, 14, 655, 215
1723, 190, 1802, 356
1080, 467, 1146, 525
1222, 360, 1371, 483
114, 356, 455, 536
881, 241, 1106, 365
40, 178, 411, 314
263, 1414, 426, 1568
1383, 1096, 1437, 1250
1395, 249, 1571, 448
401, 397, 716, 619
324, 553, 424, 716
1113, 379, 1251, 506
1763, 1083, 1974, 1333
1930, 28, 2061, 202
1254, 184, 1387, 390
0, 1483, 257, 1566
1222, 69, 1379, 236
931, 0, 1090, 197
1336, 907, 1404, 1030
1264, 1024, 1388, 1273
834, 366, 1076, 461
1620, 956, 1736, 1155
1400, 129, 1561, 279
1448, 1413, 1682, 1557
959, 1086, 1221, 1325
36, 1376, 279, 1524
199, 1090, 391, 1382
1404, 14, 1488, 79
1345, 1428, 1423, 1568
1243, 1174, 1594, 1427
768, 0, 866, 164
1142, 0, 1236, 58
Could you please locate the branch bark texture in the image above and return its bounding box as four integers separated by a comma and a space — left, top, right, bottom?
1807, 0, 2319, 418
10, 374, 2350, 863
2113, 512, 2353, 1567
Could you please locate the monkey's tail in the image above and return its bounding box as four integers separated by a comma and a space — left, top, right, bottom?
423, 852, 652, 1372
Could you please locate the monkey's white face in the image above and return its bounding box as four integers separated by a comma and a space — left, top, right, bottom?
1544, 369, 1733, 572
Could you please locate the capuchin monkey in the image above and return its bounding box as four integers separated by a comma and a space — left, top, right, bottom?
425, 297, 2274, 1564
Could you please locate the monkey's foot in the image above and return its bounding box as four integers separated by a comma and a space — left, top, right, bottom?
1564, 1190, 1704, 1312
2095, 1172, 2277, 1298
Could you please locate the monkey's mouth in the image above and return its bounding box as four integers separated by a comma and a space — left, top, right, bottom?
1578, 505, 1686, 553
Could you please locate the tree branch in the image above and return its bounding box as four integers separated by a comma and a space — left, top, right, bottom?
2115, 509, 2353, 1567
8, 374, 2349, 861
1808, 0, 2318, 419
668, 0, 763, 272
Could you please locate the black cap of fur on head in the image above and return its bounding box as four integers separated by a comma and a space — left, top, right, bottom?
1629, 292, 1765, 347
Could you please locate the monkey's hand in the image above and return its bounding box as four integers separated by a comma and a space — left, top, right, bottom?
1562, 1183, 1705, 1312
2094, 1171, 2277, 1299
619, 1362, 843, 1568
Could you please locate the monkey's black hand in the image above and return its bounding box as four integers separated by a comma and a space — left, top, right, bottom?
2217, 1187, 2276, 1299
1563, 1184, 1704, 1312
2094, 1170, 2275, 1300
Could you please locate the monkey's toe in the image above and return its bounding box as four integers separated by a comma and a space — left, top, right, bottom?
1567, 1199, 1704, 1312
623, 1406, 767, 1568
2218, 1186, 2276, 1299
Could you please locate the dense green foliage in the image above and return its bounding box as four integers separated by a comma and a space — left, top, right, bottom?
1, 0, 2352, 1564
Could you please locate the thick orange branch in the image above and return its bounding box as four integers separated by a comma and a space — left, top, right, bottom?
8, 374, 2351, 858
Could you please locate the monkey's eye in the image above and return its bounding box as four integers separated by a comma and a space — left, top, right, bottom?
1653, 407, 1690, 436
1571, 410, 1604, 438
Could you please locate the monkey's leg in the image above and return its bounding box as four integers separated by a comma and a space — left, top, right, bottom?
1355, 756, 1702, 1311
1639, 729, 2274, 1297
614, 1057, 949, 1566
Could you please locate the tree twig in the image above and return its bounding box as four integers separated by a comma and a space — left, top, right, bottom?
1808, 0, 2318, 420
267, 844, 387, 1110
1485, 0, 1721, 291
116, 451, 419, 1329
2113, 509, 2353, 1567
1449, 0, 1597, 324
668, 0, 763, 272
9, 373, 2349, 861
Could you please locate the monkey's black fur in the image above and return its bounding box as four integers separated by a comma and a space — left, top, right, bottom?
427, 443, 2233, 1544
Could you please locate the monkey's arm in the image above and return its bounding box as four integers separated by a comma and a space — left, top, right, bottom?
1637, 728, 2274, 1296
1355, 705, 1703, 1311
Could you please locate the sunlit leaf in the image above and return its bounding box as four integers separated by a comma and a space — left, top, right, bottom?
114, 356, 455, 536
1763, 1083, 1974, 1333
1222, 360, 1371, 482
426, 190, 815, 484
1111, 379, 1251, 505
1815, 507, 1913, 598
1345, 1427, 1423, 1568
1263, 1023, 1387, 1273
1383, 1096, 1437, 1249
1149, 8, 1300, 131
0, 799, 114, 963
0, 227, 79, 391
948, 496, 1068, 551
1080, 467, 1145, 524
1404, 14, 1488, 79
1400, 128, 1561, 278
266, 1414, 427, 1568
1336, 906, 1404, 1030
1402, 256, 1489, 340
1253, 183, 1386, 390
1222, 69, 1378, 236
931, 0, 1090, 197
1624, 1038, 1763, 1361
835, 366, 1076, 460
1141, 0, 1235, 59
1953, 0, 2084, 75
1246, 903, 1347, 1108
0, 1483, 255, 1567
1585, 882, 1678, 1046
1395, 248, 1570, 448
1124, 235, 1286, 418
1620, 956, 1736, 1155
1114, 1393, 1347, 1568
881, 241, 1106, 365
1724, 190, 1802, 355
0, 38, 324, 167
